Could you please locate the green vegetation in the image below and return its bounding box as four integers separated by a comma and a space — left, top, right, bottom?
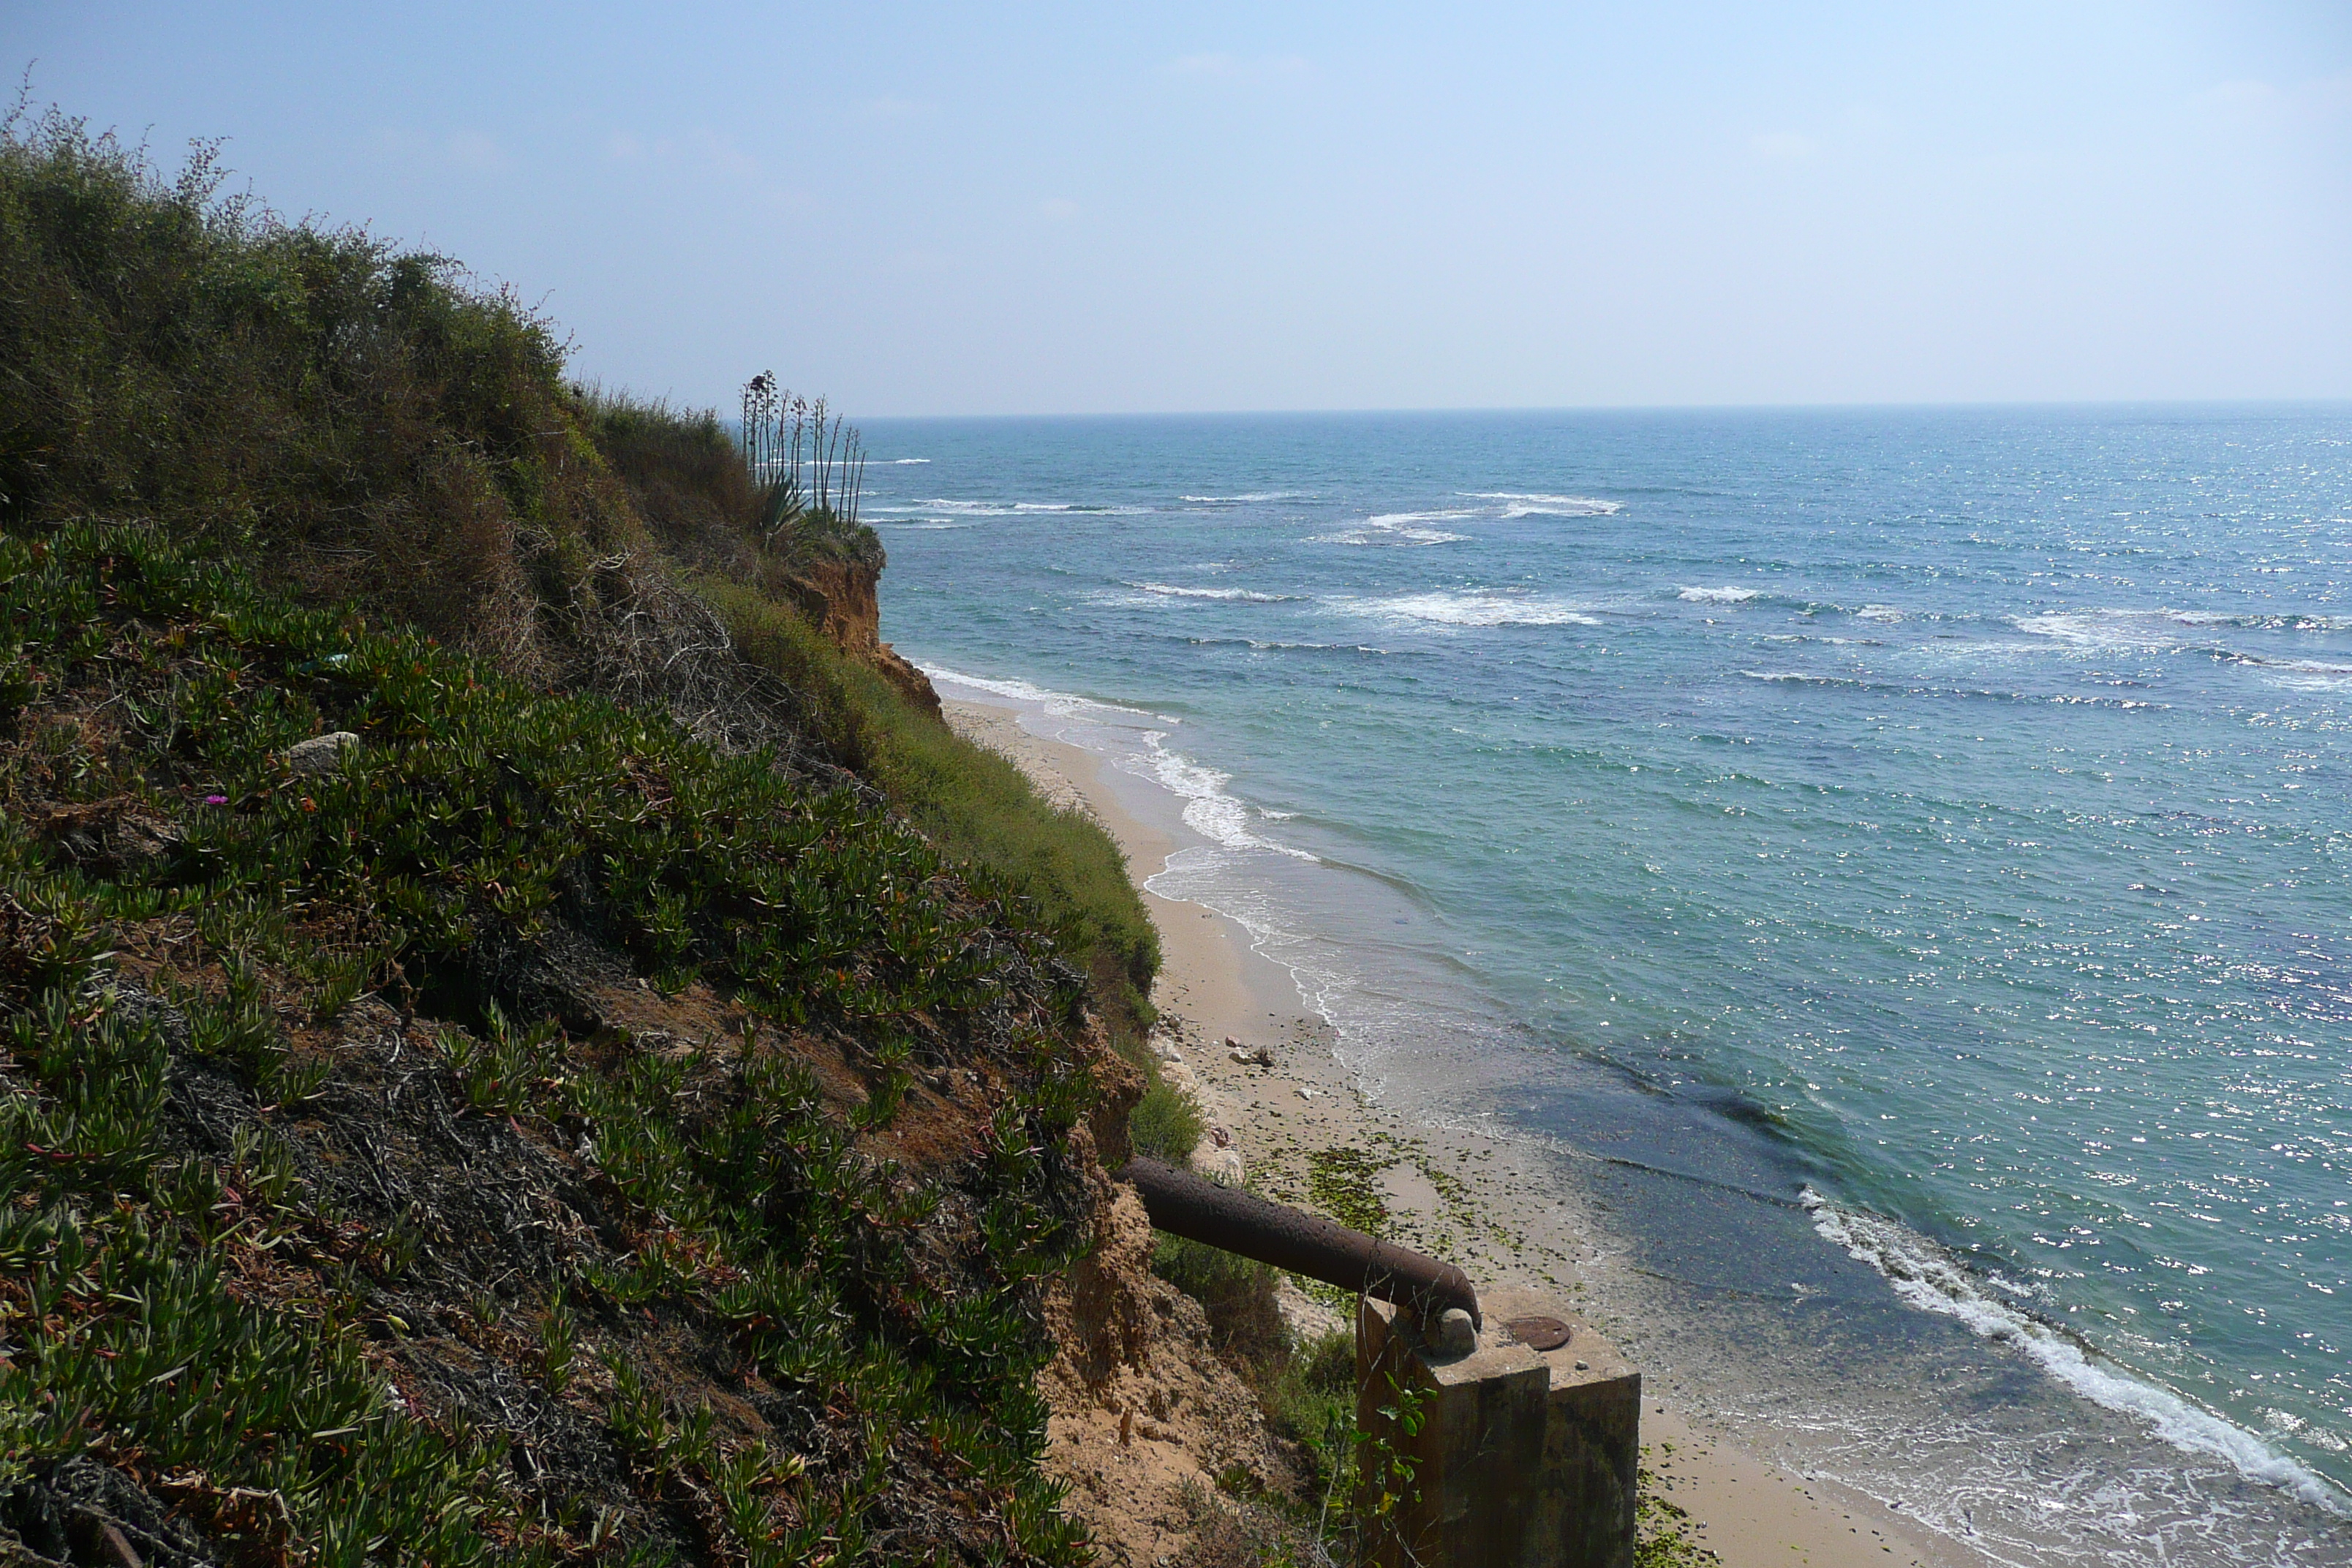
1636, 1447, 1725, 1567
1306, 1147, 1392, 1236
739, 374, 877, 565
0, 109, 641, 676
0, 108, 1153, 1028
1148, 1233, 1367, 1567
0, 102, 1175, 1567
1259, 1329, 1360, 1525
1128, 1074, 1205, 1164
1149, 1237, 1284, 1366
603, 402, 1158, 1024
0, 523, 1102, 1563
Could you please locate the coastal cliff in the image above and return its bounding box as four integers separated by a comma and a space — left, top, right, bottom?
778, 557, 943, 717
0, 116, 1163, 1568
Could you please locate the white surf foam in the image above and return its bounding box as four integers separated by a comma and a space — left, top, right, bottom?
1801, 1190, 2348, 1515
1126, 581, 1300, 603
1679, 585, 1761, 604
1854, 604, 1903, 622
2246, 660, 2352, 692
1135, 739, 1315, 859
2014, 610, 2176, 647
2170, 609, 2352, 633
1310, 510, 1475, 548
920, 664, 1154, 721
1180, 491, 1305, 503
919, 665, 1311, 861
1354, 592, 1604, 629
876, 497, 1149, 517
1460, 491, 1624, 518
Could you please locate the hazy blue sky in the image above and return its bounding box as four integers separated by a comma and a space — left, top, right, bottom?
10, 2, 2350, 415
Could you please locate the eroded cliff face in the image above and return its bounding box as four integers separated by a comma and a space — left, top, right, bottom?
782, 559, 943, 716
1038, 1181, 1302, 1561
1029, 1030, 1300, 1561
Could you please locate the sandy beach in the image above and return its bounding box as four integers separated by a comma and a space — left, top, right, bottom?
944, 696, 1979, 1568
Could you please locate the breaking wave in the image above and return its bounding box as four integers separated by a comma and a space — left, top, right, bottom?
1126, 581, 1303, 603
1354, 592, 1605, 628
1460, 491, 1624, 518
1802, 1191, 2348, 1515
1309, 510, 1474, 548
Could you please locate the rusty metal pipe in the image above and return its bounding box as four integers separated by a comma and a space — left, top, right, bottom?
1121, 1156, 1482, 1328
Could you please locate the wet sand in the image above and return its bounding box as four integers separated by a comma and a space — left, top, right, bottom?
946, 696, 1979, 1568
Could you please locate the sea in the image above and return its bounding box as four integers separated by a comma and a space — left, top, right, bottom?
857, 405, 2351, 1566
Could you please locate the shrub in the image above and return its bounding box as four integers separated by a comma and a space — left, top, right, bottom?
1263, 1329, 1358, 1501
1130, 1074, 1205, 1164
0, 107, 1159, 1040
0, 109, 637, 674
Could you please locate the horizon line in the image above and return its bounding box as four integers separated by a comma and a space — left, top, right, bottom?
836, 396, 2352, 423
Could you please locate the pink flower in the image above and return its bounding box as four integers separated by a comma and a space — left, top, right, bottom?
203, 794, 227, 805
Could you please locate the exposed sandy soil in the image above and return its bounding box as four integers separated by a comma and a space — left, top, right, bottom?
949, 698, 1978, 1568
1037, 1176, 1301, 1567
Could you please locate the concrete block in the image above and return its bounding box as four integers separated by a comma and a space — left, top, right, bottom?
1359, 1287, 1639, 1568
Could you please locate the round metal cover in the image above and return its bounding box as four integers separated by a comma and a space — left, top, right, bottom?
1507, 1315, 1572, 1352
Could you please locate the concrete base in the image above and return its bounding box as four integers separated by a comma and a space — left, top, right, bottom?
1358, 1288, 1639, 1568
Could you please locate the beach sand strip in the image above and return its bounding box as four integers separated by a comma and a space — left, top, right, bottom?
946, 696, 1973, 1568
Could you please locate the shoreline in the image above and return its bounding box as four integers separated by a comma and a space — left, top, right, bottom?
943, 694, 1973, 1568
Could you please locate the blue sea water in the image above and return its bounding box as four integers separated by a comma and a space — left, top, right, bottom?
860, 406, 2351, 1563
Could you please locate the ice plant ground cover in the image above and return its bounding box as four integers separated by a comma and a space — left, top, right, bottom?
0, 522, 1110, 1566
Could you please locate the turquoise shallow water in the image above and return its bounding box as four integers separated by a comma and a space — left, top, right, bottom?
862, 406, 2351, 1560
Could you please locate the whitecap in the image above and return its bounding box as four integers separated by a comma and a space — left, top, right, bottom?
1180, 491, 1306, 503
1742, 669, 1844, 686
2171, 608, 2352, 633
1311, 510, 1475, 548
1365, 509, 1479, 527
1460, 491, 1624, 518
871, 497, 1150, 517
1126, 581, 1301, 603
1801, 1190, 2349, 1515
1680, 586, 1761, 604
2015, 610, 2175, 647
1854, 604, 1903, 622
2241, 657, 2352, 692
1353, 592, 1604, 629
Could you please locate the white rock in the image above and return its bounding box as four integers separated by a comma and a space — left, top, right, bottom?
1428, 1308, 1477, 1357
288, 731, 361, 777
1189, 1143, 1246, 1187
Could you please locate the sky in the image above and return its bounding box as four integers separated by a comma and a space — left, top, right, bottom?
9, 1, 2351, 416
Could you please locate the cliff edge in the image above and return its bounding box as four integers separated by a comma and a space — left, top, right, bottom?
779, 557, 943, 717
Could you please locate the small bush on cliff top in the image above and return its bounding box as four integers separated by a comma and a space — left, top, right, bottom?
0, 108, 638, 674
